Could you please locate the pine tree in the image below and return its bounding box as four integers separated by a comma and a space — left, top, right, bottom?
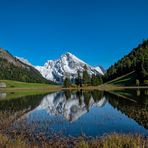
136, 79, 140, 86
91, 75, 103, 86
75, 70, 82, 87
64, 77, 71, 88
83, 65, 91, 85
91, 74, 97, 86
136, 60, 147, 83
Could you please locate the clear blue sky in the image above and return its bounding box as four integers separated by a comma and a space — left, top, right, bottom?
0, 0, 148, 69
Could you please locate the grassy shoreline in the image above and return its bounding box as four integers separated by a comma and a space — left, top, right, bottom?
1, 84, 148, 93
1, 80, 148, 93
0, 87, 61, 92
0, 133, 147, 148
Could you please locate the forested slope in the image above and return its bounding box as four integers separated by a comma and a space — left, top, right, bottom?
0, 48, 55, 84
104, 40, 148, 85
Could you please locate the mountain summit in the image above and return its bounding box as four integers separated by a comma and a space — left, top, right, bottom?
35, 52, 104, 82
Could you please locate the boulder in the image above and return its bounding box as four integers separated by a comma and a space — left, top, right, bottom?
0, 82, 6, 88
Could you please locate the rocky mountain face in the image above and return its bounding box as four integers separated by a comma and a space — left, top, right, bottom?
0, 48, 31, 69
35, 52, 104, 82
15, 56, 33, 67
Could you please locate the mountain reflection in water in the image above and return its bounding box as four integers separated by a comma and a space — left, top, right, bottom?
26, 91, 106, 122
2, 90, 148, 138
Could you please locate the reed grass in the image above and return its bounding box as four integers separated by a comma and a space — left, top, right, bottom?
0, 133, 147, 148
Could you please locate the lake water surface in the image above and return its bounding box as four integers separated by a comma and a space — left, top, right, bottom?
0, 89, 148, 138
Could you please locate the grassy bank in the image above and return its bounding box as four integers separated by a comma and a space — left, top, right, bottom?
0, 80, 61, 92
63, 84, 122, 91
63, 84, 148, 92
1, 80, 148, 93
0, 134, 147, 148
0, 80, 120, 92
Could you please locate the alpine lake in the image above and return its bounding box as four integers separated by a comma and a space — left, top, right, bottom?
0, 89, 148, 141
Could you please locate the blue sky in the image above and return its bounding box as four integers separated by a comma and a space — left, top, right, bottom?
0, 0, 148, 69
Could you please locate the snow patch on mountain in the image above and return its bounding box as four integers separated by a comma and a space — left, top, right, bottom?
94, 66, 104, 75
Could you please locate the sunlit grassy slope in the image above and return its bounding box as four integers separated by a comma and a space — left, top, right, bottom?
0, 80, 60, 90
106, 71, 137, 86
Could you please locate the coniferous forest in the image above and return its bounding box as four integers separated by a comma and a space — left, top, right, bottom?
64, 65, 103, 88
104, 39, 148, 85
0, 58, 54, 84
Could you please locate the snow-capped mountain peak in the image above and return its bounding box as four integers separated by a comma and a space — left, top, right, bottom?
35, 52, 104, 83
61, 52, 86, 65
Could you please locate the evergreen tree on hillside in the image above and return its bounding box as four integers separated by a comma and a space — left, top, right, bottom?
64, 77, 71, 88
144, 58, 148, 72
75, 70, 82, 87
91, 75, 103, 86
83, 65, 91, 85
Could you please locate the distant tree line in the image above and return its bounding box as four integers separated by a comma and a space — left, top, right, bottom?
104, 39, 148, 85
63, 65, 103, 88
